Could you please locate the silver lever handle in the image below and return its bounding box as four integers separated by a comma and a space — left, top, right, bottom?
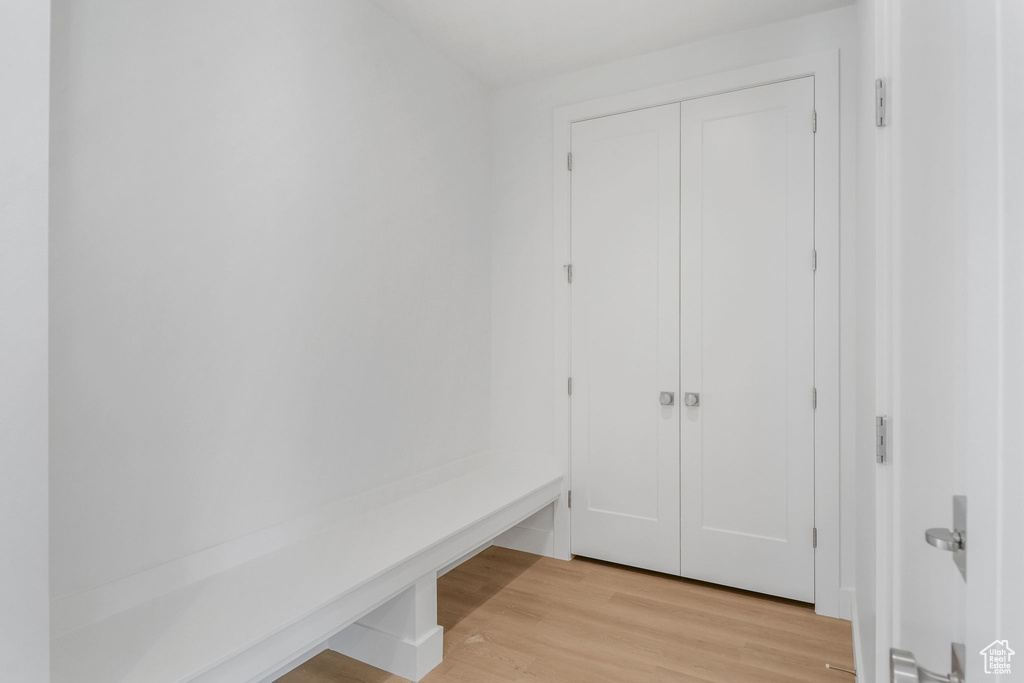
684, 392, 700, 407
891, 650, 961, 683
925, 528, 964, 552
890, 644, 965, 683
659, 392, 675, 406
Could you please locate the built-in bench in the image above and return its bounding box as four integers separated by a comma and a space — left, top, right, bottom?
51, 462, 562, 682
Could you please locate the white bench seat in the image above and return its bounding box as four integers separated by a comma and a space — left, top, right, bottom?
52, 462, 561, 683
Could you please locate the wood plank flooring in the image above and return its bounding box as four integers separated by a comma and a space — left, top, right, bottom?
278, 546, 854, 683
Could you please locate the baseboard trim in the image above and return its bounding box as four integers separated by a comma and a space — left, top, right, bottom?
492, 525, 554, 557
328, 623, 443, 683
849, 587, 864, 681
839, 586, 854, 621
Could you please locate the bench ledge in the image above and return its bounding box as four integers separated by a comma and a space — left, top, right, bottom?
51, 462, 561, 683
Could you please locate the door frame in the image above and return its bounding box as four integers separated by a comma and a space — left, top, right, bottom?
551, 50, 842, 618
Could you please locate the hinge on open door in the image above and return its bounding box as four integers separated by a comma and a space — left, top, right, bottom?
876, 416, 889, 464
813, 527, 818, 548
876, 79, 888, 127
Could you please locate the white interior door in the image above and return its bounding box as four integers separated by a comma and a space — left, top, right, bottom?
679, 78, 816, 602
876, 3, 1024, 680
569, 103, 681, 575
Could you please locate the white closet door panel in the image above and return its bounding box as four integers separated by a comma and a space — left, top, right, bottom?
679, 78, 815, 601
570, 103, 681, 575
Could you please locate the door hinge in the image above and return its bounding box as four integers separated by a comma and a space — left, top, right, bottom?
876, 79, 887, 127
568, 490, 572, 508
812, 249, 817, 272
568, 377, 572, 395
813, 387, 817, 410
567, 151, 573, 171
566, 264, 573, 283
812, 110, 817, 134
876, 415, 889, 464
812, 527, 818, 548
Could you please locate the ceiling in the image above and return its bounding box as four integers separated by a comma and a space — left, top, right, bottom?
368, 0, 854, 87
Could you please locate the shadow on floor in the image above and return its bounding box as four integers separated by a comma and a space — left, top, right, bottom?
436, 546, 542, 632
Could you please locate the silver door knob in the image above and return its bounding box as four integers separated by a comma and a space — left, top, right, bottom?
684, 392, 700, 407
659, 392, 675, 406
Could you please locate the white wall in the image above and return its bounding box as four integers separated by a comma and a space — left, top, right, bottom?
49, 0, 491, 601
488, 6, 860, 609
0, 1, 50, 680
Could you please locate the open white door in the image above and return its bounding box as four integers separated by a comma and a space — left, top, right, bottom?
569, 103, 681, 575
678, 77, 816, 603
873, 1, 1024, 681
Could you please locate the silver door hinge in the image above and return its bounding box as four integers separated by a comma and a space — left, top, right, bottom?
566, 264, 573, 283
568, 490, 572, 508
812, 249, 817, 272
876, 415, 889, 464
567, 151, 573, 171
812, 527, 818, 548
876, 79, 887, 127
813, 387, 817, 409
812, 110, 817, 134
568, 377, 572, 395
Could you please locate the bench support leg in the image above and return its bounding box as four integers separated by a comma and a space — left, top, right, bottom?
327, 573, 443, 682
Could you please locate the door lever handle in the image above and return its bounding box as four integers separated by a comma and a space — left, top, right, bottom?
925, 528, 964, 552
659, 392, 675, 406
684, 392, 700, 407
890, 644, 965, 683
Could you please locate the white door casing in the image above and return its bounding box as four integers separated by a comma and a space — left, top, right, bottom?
678, 77, 816, 602
569, 102, 681, 575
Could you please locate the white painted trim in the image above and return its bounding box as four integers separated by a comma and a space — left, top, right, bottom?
850, 586, 865, 681
493, 525, 555, 557
840, 586, 854, 621
330, 622, 443, 683
872, 0, 896, 677
51, 452, 491, 637
329, 573, 444, 682
553, 50, 843, 617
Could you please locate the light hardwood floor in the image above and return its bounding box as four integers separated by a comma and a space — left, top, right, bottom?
279, 546, 854, 683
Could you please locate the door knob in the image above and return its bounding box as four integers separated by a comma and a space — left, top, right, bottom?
684, 392, 700, 407
659, 392, 675, 406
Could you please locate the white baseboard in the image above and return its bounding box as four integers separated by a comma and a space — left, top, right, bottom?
492, 525, 554, 557
849, 587, 864, 681
839, 586, 854, 621
328, 623, 443, 683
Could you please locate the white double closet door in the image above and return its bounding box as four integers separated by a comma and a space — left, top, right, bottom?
569, 77, 816, 603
